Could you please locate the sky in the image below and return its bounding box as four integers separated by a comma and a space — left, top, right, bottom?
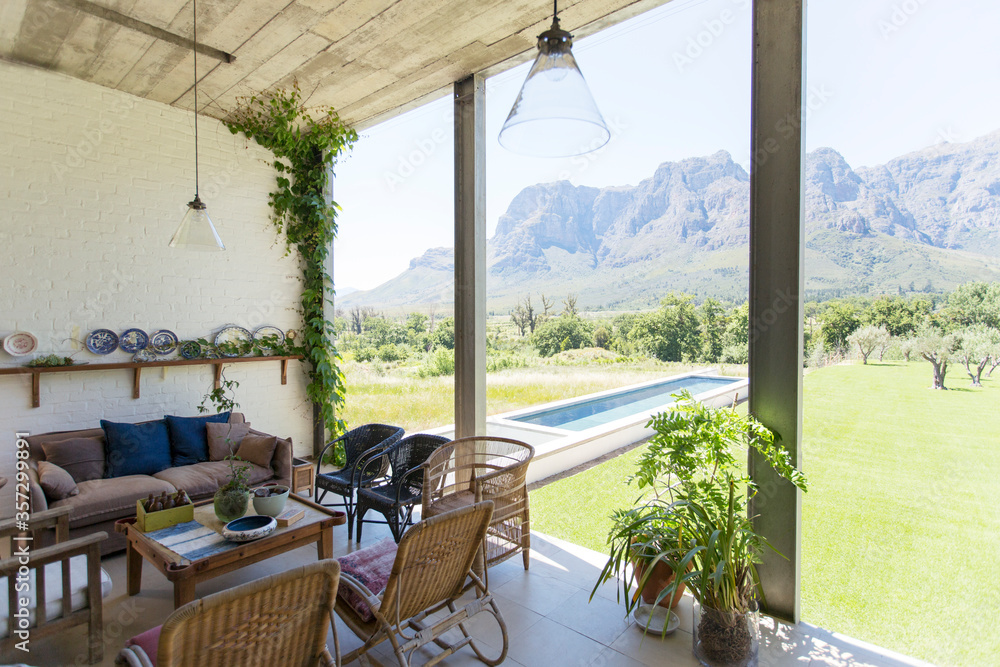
332, 0, 1000, 291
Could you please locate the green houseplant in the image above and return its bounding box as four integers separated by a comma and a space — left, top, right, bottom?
199, 375, 253, 522
593, 390, 807, 666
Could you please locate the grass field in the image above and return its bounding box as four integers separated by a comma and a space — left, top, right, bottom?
529, 362, 1000, 667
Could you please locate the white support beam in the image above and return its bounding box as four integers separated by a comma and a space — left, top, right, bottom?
453, 75, 486, 438
748, 0, 806, 623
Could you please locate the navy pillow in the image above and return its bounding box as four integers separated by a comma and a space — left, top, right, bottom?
101, 419, 173, 478
165, 412, 231, 466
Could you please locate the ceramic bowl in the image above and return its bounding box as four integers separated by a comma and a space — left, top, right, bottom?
222, 514, 276, 542
252, 485, 290, 517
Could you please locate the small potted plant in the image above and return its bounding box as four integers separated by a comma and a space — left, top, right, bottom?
199, 374, 252, 522
593, 390, 807, 667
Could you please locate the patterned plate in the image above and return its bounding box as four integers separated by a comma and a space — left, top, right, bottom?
202, 349, 221, 359
179, 341, 201, 360
120, 328, 149, 353
86, 329, 119, 355
3, 331, 38, 357
133, 349, 156, 363
252, 325, 285, 351
215, 326, 252, 357
150, 330, 179, 355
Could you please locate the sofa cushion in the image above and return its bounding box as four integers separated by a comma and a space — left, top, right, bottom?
51, 475, 177, 528
37, 460, 79, 500
153, 461, 274, 498
165, 412, 231, 466
236, 434, 278, 469
102, 419, 173, 478
206, 422, 251, 461
40, 436, 105, 483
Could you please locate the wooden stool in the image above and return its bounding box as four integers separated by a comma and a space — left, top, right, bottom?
291, 458, 315, 496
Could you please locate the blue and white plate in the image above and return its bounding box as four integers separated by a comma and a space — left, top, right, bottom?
215, 326, 252, 357
133, 349, 156, 363
202, 349, 221, 359
86, 329, 119, 355
179, 341, 201, 359
252, 325, 285, 351
150, 330, 178, 355
119, 329, 149, 353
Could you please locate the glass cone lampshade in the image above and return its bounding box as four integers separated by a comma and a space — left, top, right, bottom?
499, 15, 610, 158
169, 195, 225, 251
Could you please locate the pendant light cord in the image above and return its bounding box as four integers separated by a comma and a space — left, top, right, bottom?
192, 0, 200, 199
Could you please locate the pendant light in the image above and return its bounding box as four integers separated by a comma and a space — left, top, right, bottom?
498, 0, 611, 158
169, 0, 224, 251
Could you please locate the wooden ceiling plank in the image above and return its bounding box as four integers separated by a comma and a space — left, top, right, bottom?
12, 0, 79, 68
0, 0, 28, 53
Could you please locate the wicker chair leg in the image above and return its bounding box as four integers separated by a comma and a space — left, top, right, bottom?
355, 503, 368, 542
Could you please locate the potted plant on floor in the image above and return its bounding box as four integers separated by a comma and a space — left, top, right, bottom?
593, 390, 807, 667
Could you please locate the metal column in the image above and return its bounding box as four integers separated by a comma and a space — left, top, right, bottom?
453, 75, 487, 438
748, 0, 806, 623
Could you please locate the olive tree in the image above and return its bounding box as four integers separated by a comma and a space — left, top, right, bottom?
847, 325, 890, 364
913, 327, 957, 390
953, 324, 1000, 387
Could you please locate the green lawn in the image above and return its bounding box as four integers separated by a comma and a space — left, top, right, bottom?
529, 362, 1000, 667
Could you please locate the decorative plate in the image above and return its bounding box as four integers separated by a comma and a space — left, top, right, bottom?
222, 515, 276, 542
202, 349, 221, 359
133, 349, 156, 363
215, 326, 251, 357
86, 329, 119, 355
632, 605, 680, 634
178, 341, 201, 360
150, 330, 179, 355
252, 325, 285, 351
119, 328, 149, 353
3, 331, 38, 357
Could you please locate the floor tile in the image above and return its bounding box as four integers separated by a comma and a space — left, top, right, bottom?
547, 588, 633, 647
507, 617, 613, 667
494, 569, 581, 616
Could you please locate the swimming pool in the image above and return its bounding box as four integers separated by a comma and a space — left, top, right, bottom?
427, 371, 747, 485
509, 376, 738, 431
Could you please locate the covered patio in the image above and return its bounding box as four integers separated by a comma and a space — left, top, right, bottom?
0, 0, 921, 665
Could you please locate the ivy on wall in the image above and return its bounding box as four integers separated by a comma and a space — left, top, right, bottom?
224, 83, 358, 460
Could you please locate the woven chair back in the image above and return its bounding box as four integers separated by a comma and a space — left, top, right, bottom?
342, 423, 404, 470
380, 501, 493, 623
156, 560, 341, 667
385, 433, 452, 491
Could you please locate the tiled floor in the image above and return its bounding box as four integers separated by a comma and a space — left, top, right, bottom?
21, 516, 933, 667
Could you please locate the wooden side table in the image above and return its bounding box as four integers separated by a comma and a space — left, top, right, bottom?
291, 457, 315, 497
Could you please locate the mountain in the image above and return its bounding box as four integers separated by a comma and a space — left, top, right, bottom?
341, 131, 1000, 311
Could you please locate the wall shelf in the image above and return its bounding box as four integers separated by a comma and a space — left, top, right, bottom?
0, 355, 304, 408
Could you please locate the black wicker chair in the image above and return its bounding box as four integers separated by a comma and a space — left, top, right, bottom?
315, 423, 405, 540
355, 434, 452, 543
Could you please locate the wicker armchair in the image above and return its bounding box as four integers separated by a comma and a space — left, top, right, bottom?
116, 560, 342, 667
1, 506, 109, 664
421, 436, 534, 570
355, 434, 452, 542
336, 502, 508, 667
315, 423, 405, 539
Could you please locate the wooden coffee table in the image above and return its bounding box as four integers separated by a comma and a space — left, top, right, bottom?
116, 495, 346, 608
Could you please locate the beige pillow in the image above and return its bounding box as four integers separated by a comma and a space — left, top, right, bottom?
37, 461, 79, 500
206, 422, 251, 461
41, 437, 105, 482
236, 434, 278, 469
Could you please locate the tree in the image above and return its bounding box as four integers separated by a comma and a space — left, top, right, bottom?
943, 281, 1000, 330
349, 305, 378, 334
952, 324, 1000, 386
629, 293, 701, 362
913, 327, 957, 389
862, 295, 928, 337
699, 298, 726, 363
847, 325, 890, 364
819, 301, 860, 350
719, 302, 749, 363
510, 297, 534, 337
532, 315, 594, 357
405, 312, 428, 335
432, 317, 455, 350
562, 294, 579, 317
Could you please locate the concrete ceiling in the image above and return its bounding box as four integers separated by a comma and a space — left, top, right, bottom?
0, 0, 668, 129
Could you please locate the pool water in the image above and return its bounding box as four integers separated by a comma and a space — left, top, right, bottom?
510, 376, 740, 431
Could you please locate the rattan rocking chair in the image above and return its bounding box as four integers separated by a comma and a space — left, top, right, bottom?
336, 501, 508, 667
116, 560, 342, 667
421, 436, 534, 570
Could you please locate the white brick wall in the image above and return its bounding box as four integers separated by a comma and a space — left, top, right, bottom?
0, 61, 317, 517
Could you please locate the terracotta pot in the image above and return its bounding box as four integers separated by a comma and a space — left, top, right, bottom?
632, 557, 686, 609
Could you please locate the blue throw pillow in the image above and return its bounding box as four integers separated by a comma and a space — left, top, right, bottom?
101, 419, 173, 478
165, 412, 231, 466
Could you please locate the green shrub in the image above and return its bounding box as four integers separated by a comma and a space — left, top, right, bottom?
418, 348, 455, 377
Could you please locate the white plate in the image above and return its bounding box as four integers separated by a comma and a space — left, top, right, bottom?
4, 331, 38, 356
215, 325, 252, 357
633, 604, 680, 634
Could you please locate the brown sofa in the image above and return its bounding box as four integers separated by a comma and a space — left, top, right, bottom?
25, 413, 292, 554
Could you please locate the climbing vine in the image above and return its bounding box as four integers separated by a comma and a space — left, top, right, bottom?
224, 83, 358, 459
